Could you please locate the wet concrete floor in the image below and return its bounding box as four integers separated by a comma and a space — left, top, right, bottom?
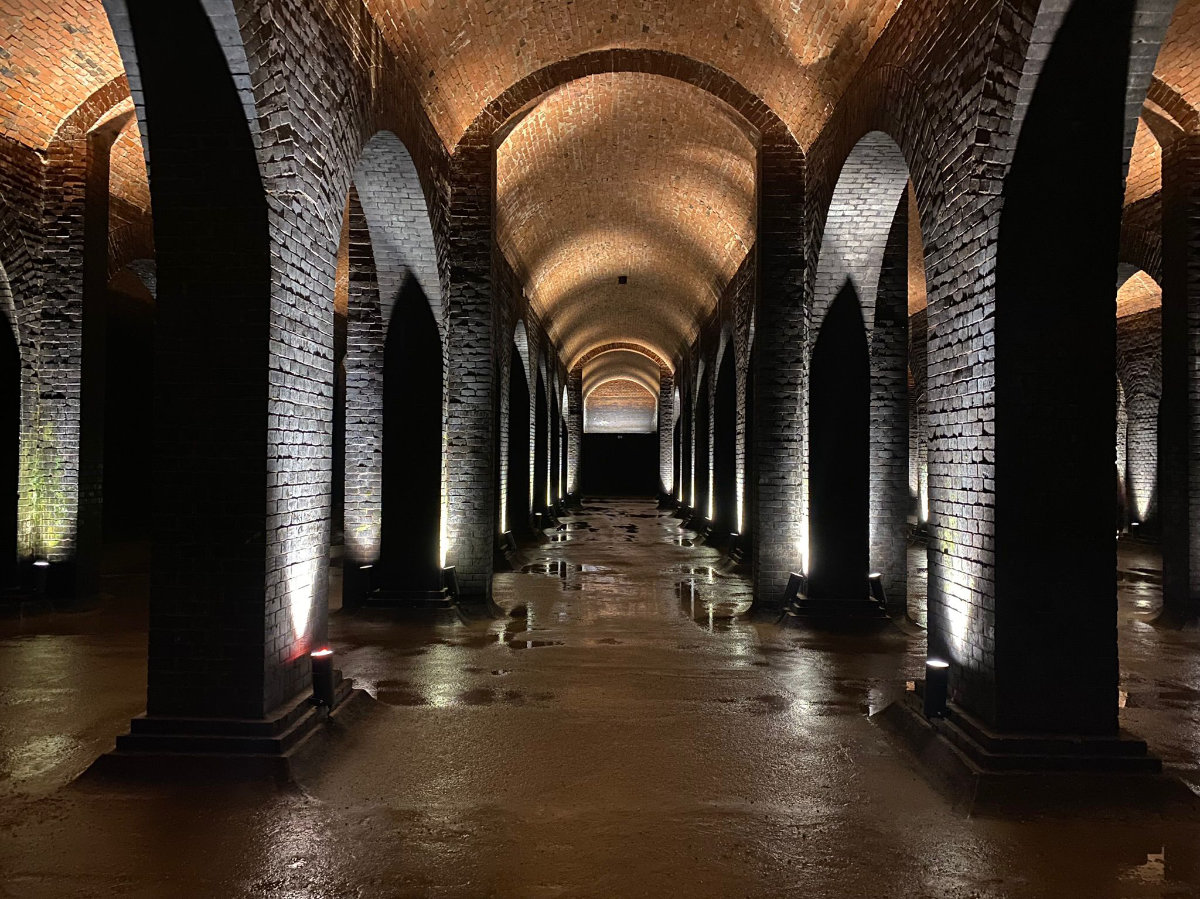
1, 500, 1199, 897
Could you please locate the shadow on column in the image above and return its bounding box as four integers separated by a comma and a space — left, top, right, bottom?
376, 277, 444, 601
808, 281, 869, 602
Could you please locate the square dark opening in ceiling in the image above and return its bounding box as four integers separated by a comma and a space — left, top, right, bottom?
617, 275, 628, 285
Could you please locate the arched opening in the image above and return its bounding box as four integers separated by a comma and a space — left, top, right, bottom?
559, 417, 569, 501
808, 283, 870, 600
806, 131, 915, 617
0, 303, 17, 589
508, 345, 531, 536
681, 379, 693, 508
549, 385, 561, 506
673, 384, 683, 502
1116, 377, 1129, 532
339, 131, 445, 606
695, 369, 711, 520
376, 277, 443, 597
534, 366, 549, 517
581, 378, 659, 494
674, 420, 682, 501
712, 343, 737, 539
1115, 268, 1161, 535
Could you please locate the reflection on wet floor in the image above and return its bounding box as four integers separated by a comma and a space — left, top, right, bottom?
1, 504, 1199, 897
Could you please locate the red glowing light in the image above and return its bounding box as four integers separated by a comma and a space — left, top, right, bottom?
311, 648, 334, 658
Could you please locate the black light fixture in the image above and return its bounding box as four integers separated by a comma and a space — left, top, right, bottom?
442, 565, 460, 599
868, 571, 887, 606
501, 531, 518, 554
783, 571, 805, 605
311, 649, 336, 707
32, 558, 50, 597
924, 659, 950, 719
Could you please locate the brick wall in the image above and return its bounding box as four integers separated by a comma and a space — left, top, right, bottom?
1117, 308, 1162, 527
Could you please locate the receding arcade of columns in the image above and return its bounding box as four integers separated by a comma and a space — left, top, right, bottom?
0, 0, 1194, 757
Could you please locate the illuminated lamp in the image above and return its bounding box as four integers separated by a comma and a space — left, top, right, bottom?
442, 565, 460, 599
924, 659, 950, 719
782, 571, 806, 605
33, 558, 50, 596
868, 572, 887, 607
311, 649, 336, 707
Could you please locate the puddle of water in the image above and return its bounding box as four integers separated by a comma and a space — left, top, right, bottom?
667, 564, 716, 580
520, 561, 584, 576
672, 537, 694, 547
374, 680, 429, 706
676, 579, 753, 633
504, 636, 565, 650
1118, 567, 1163, 585
750, 694, 791, 714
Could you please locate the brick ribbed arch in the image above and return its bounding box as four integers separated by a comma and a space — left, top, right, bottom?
457, 50, 804, 152
574, 342, 670, 374
1148, 76, 1200, 133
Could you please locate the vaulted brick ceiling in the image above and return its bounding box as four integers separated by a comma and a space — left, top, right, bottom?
0, 0, 125, 148
1127, 0, 1200, 208
496, 72, 756, 369
364, 0, 903, 151
1117, 270, 1161, 319
1154, 0, 1200, 112
1, 1, 152, 231
583, 349, 663, 402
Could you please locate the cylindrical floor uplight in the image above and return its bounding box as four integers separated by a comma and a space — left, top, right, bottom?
442, 565, 460, 599
311, 649, 336, 707
924, 659, 950, 719
33, 559, 50, 596
783, 572, 805, 605
868, 572, 887, 606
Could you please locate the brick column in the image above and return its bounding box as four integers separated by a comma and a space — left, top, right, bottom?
566, 368, 583, 495
31, 130, 88, 582
657, 371, 675, 495
445, 144, 496, 601
681, 376, 694, 508
128, 0, 281, 718
343, 195, 385, 581
869, 197, 910, 614
980, 1, 1129, 734
550, 388, 561, 504
753, 137, 806, 604
1160, 133, 1200, 622
1117, 310, 1161, 530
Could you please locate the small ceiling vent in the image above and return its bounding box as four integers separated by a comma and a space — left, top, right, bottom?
617, 275, 628, 285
